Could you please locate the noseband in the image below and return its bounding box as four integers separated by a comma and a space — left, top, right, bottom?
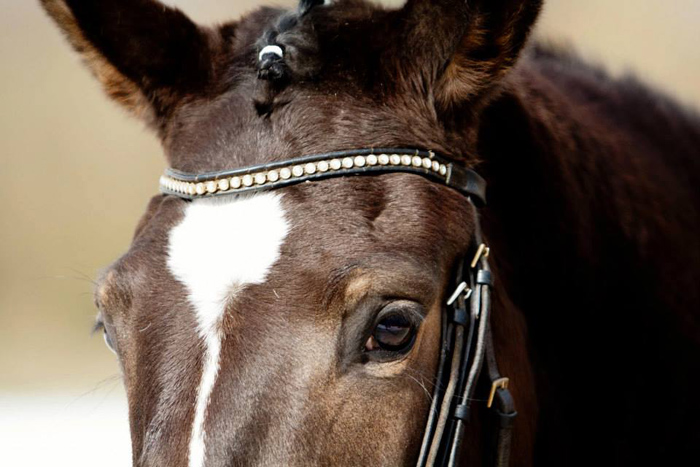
160, 148, 516, 467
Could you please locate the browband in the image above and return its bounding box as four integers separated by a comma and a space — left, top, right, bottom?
159, 148, 487, 206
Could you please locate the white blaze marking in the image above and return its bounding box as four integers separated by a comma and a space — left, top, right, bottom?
167, 194, 289, 467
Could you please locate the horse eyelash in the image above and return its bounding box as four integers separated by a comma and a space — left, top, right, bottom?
92, 315, 105, 335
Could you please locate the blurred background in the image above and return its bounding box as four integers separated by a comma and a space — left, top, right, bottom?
1, 0, 698, 465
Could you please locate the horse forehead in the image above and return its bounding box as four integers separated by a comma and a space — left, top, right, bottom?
162, 185, 396, 293
119, 175, 462, 295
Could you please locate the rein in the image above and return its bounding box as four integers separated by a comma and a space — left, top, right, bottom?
159, 148, 516, 467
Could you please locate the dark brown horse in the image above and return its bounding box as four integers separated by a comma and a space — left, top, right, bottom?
41, 0, 700, 466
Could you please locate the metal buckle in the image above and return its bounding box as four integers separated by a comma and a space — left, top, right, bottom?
487, 377, 510, 409
446, 281, 473, 306
470, 243, 490, 269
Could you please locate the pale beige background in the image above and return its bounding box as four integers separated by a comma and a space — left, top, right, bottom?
1, 1, 698, 465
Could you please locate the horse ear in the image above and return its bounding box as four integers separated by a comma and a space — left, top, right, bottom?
40, 0, 217, 127
398, 0, 542, 110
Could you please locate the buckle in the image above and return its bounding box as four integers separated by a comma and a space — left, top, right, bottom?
446, 281, 473, 306
470, 243, 490, 268
487, 377, 510, 409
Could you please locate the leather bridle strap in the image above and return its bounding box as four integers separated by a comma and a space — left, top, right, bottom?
485, 328, 517, 467
417, 200, 517, 467
159, 148, 487, 206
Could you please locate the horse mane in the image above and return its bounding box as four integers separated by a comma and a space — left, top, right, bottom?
525, 41, 699, 132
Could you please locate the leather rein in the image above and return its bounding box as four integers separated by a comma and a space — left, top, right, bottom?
160, 148, 516, 467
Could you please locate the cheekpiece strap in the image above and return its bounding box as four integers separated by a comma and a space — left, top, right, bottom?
159, 148, 487, 206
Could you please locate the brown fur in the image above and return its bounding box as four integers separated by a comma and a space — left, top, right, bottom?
40, 0, 152, 119
41, 0, 700, 466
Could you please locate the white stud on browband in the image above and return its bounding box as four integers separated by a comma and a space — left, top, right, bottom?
259, 45, 284, 62
160, 153, 450, 198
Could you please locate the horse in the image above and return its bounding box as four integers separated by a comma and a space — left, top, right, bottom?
40, 0, 700, 466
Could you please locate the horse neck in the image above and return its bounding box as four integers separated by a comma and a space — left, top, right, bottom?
476, 58, 700, 306
473, 56, 700, 464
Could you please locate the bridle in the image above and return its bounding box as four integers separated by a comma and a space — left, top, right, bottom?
160, 148, 517, 467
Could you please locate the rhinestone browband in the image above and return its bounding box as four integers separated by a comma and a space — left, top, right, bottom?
160, 148, 487, 205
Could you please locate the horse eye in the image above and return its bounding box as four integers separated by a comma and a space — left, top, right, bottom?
103, 328, 117, 355
366, 313, 416, 354
95, 318, 117, 355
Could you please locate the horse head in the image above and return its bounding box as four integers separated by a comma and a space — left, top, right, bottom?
41, 0, 542, 465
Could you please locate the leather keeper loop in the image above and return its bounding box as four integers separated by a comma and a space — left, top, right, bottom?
454, 404, 471, 421
453, 308, 469, 326
476, 270, 493, 286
